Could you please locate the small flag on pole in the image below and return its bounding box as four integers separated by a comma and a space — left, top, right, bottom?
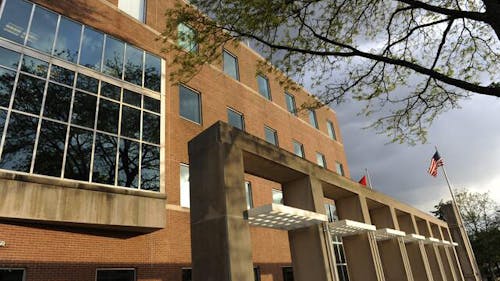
358, 175, 367, 186
428, 151, 444, 177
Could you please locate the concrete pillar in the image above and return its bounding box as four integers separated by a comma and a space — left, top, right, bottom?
189, 141, 254, 281
442, 227, 465, 281
398, 213, 434, 281
336, 195, 385, 281
283, 176, 334, 281
370, 206, 413, 281
418, 220, 447, 281
441, 204, 481, 281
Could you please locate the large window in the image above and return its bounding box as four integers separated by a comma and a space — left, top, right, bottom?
118, 0, 146, 22
264, 126, 278, 146
179, 85, 201, 124
327, 120, 337, 140
180, 164, 190, 208
223, 50, 239, 80
0, 0, 161, 92
227, 108, 244, 130
96, 269, 135, 281
0, 269, 25, 281
325, 203, 350, 281
178, 23, 198, 53
257, 74, 271, 100
308, 109, 318, 129
285, 93, 296, 115
292, 140, 304, 158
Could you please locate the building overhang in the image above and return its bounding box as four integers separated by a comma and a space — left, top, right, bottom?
246, 203, 327, 231
374, 228, 406, 241
403, 233, 426, 243
328, 219, 376, 237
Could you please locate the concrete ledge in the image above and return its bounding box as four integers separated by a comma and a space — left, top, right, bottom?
0, 176, 166, 232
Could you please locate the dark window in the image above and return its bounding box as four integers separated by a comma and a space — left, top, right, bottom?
96, 269, 135, 281
97, 99, 120, 134
292, 140, 304, 158
71, 91, 97, 129
0, 269, 25, 281
13, 74, 45, 114
50, 64, 75, 86
227, 108, 244, 130
0, 46, 21, 69
144, 53, 161, 92
76, 73, 99, 93
124, 44, 143, 86
33, 120, 66, 177
143, 112, 160, 144
79, 27, 104, 70
144, 95, 160, 113
26, 5, 58, 53
121, 105, 141, 139
264, 126, 278, 146
285, 93, 296, 115
100, 82, 121, 101
141, 144, 160, 191
92, 133, 118, 185
308, 109, 318, 129
327, 120, 337, 140
64, 127, 93, 181
102, 36, 124, 79
53, 17, 82, 63
0, 68, 16, 107
257, 75, 271, 100
0, 112, 38, 172
253, 267, 261, 281
0, 0, 32, 44
181, 268, 192, 281
117, 139, 139, 188
123, 89, 141, 107
179, 85, 201, 124
223, 50, 239, 80
21, 55, 48, 78
282, 267, 294, 281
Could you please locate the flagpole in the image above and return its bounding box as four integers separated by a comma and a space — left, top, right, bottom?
365, 168, 374, 190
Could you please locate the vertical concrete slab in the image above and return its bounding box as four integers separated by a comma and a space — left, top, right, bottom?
442, 227, 465, 281
441, 204, 481, 281
189, 140, 254, 281
370, 206, 413, 281
336, 195, 385, 281
398, 213, 434, 281
283, 176, 334, 281
418, 220, 447, 281
435, 226, 459, 281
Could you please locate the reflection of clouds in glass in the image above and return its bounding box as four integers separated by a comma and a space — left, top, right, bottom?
0, 0, 32, 44
27, 6, 58, 53
103, 36, 124, 78
80, 27, 104, 70
54, 17, 82, 63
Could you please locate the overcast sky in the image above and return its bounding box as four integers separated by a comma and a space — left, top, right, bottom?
332, 94, 500, 213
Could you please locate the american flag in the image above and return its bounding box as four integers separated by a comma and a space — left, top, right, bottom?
428, 151, 444, 177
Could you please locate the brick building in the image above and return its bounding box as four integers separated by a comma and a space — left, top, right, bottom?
0, 0, 478, 281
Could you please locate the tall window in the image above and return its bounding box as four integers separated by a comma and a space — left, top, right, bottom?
180, 164, 190, 208
177, 23, 198, 53
292, 140, 304, 158
223, 50, 239, 80
96, 269, 136, 281
118, 0, 146, 22
182, 268, 192, 281
179, 85, 201, 124
0, 0, 161, 92
282, 267, 294, 281
335, 162, 345, 176
227, 108, 244, 130
0, 46, 161, 191
325, 203, 350, 281
272, 189, 283, 205
0, 269, 25, 281
245, 181, 254, 209
327, 120, 337, 140
257, 74, 271, 100
264, 126, 278, 146
316, 152, 326, 168
285, 93, 296, 115
308, 109, 318, 129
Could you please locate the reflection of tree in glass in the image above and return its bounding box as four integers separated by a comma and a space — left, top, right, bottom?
0, 112, 38, 172
144, 65, 160, 92
118, 139, 139, 188
13, 74, 45, 115
141, 144, 160, 191
43, 83, 72, 122
124, 61, 143, 86
64, 127, 93, 181
0, 69, 15, 107
92, 133, 117, 185
33, 120, 66, 177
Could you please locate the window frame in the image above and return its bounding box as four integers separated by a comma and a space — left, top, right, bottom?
95, 268, 136, 281
118, 0, 147, 23
245, 181, 254, 209
272, 189, 283, 205
256, 74, 271, 100
316, 152, 327, 168
284, 92, 297, 115
327, 120, 337, 141
223, 49, 239, 81
264, 125, 278, 146
0, 268, 26, 281
308, 109, 319, 129
292, 140, 305, 158
335, 161, 345, 176
181, 267, 192, 281
177, 22, 198, 53
227, 107, 244, 131
179, 84, 202, 125
180, 163, 190, 208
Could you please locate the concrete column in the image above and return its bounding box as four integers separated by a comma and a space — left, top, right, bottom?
436, 226, 460, 281
418, 220, 447, 281
441, 204, 481, 281
398, 213, 434, 281
370, 206, 413, 281
189, 141, 254, 281
336, 195, 385, 281
283, 176, 334, 281
442, 227, 465, 281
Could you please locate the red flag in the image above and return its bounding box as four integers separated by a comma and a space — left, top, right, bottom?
358, 175, 367, 186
